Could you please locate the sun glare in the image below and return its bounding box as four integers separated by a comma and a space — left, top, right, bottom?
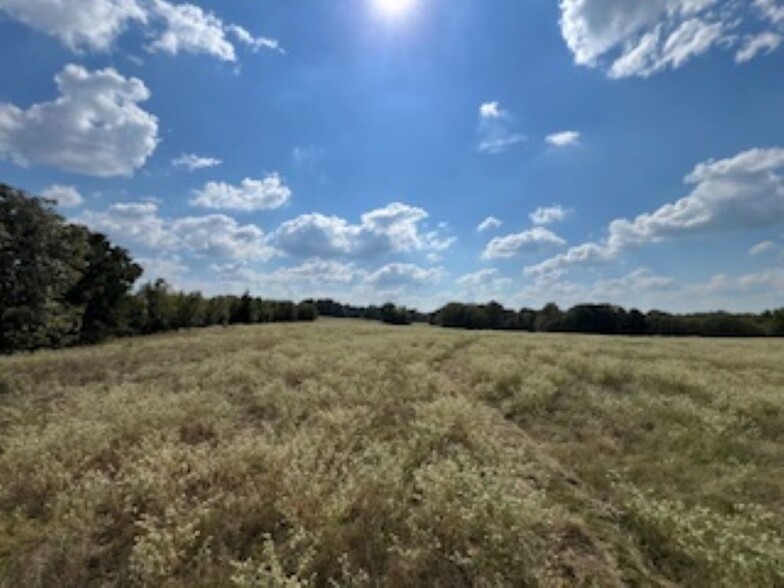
373, 0, 416, 19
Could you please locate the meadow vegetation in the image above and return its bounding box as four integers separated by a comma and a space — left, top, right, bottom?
0, 320, 782, 586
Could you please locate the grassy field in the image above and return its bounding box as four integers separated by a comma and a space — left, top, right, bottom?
0, 320, 782, 587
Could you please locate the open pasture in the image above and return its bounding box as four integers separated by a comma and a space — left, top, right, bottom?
0, 320, 782, 586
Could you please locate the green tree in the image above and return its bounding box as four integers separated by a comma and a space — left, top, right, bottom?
67, 230, 142, 343
136, 280, 176, 333
0, 186, 84, 352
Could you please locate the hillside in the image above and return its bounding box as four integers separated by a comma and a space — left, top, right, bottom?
0, 321, 782, 586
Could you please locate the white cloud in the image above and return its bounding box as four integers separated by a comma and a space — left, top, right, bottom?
755, 0, 784, 25
457, 268, 505, 287
79, 202, 273, 260
702, 268, 784, 295
171, 215, 274, 260
270, 259, 363, 285
365, 263, 445, 289
546, 131, 581, 147
226, 24, 283, 54
479, 102, 502, 119
477, 216, 503, 232
41, 184, 83, 208
210, 259, 446, 304
456, 268, 513, 301
0, 0, 282, 62
147, 0, 236, 61
0, 0, 146, 51
272, 202, 454, 260
476, 101, 525, 154
482, 228, 566, 260
478, 134, 527, 155
272, 214, 352, 258
191, 175, 292, 211
172, 153, 222, 171
0, 64, 158, 177
212, 259, 364, 297
559, 0, 784, 78
79, 202, 174, 249
136, 254, 189, 285
518, 266, 784, 313
519, 267, 678, 310
608, 148, 784, 245
530, 205, 569, 226
736, 32, 781, 63
749, 240, 779, 255
526, 147, 784, 278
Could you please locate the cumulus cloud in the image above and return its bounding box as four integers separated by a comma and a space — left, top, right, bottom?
365, 263, 445, 289
190, 175, 292, 211
456, 268, 513, 301
136, 254, 189, 284
479, 102, 503, 119
559, 0, 784, 78
172, 153, 222, 171
0, 0, 281, 62
546, 131, 581, 147
273, 214, 354, 258
0, 0, 146, 51
519, 267, 678, 310
78, 202, 273, 260
518, 265, 784, 312
79, 202, 175, 249
482, 228, 566, 260
702, 267, 784, 295
477, 101, 525, 154
272, 202, 454, 260
0, 64, 158, 177
211, 259, 445, 303
147, 0, 234, 61
149, 1, 282, 60
526, 147, 784, 278
171, 215, 274, 260
212, 259, 363, 294
41, 185, 84, 208
530, 205, 569, 226
477, 216, 503, 232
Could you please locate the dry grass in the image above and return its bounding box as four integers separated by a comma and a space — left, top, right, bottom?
0, 320, 782, 586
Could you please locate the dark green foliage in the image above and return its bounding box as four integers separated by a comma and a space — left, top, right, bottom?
126, 284, 317, 334
431, 301, 783, 337
296, 301, 317, 321
134, 279, 175, 334
380, 302, 411, 325
67, 229, 143, 343
1, 186, 88, 352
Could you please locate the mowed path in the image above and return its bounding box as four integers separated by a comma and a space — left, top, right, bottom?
1, 320, 782, 586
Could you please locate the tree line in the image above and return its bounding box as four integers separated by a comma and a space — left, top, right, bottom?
0, 185, 315, 354
311, 298, 784, 336
2, 183, 782, 354
312, 299, 427, 325
430, 301, 784, 337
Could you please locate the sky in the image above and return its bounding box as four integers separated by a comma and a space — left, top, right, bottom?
0, 0, 783, 312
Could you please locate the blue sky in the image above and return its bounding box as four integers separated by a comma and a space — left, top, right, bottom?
1, 0, 783, 312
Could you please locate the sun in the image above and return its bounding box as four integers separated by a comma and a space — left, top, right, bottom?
373, 0, 417, 19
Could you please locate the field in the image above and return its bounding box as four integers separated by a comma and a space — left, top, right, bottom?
0, 320, 782, 587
